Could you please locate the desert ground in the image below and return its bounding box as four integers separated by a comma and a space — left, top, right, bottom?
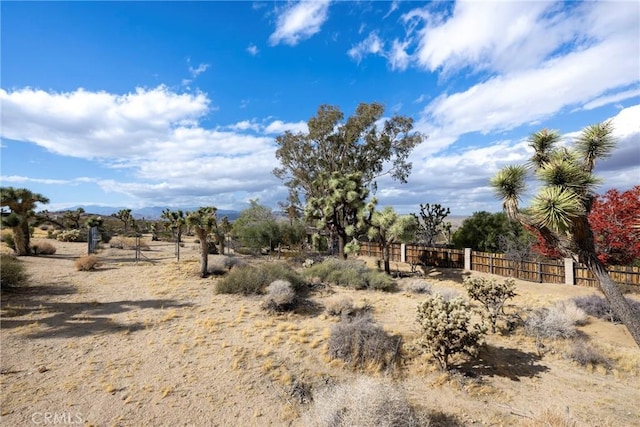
1, 236, 638, 427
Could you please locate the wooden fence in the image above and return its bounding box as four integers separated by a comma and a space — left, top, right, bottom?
357, 241, 640, 288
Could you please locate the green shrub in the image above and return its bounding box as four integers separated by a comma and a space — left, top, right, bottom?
216, 262, 306, 295
1, 231, 16, 252
31, 240, 57, 255
463, 277, 517, 333
303, 377, 423, 427
57, 229, 82, 242
1, 254, 28, 289
327, 315, 401, 372
304, 259, 396, 291
416, 294, 484, 371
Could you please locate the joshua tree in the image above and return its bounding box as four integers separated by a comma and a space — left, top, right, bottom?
187, 207, 218, 278
368, 206, 418, 274
491, 121, 640, 347
1, 187, 49, 255
112, 209, 133, 233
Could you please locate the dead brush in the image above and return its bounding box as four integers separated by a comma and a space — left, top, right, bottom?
75, 255, 100, 271
262, 280, 297, 313
30, 240, 57, 255
327, 314, 402, 372
302, 377, 424, 427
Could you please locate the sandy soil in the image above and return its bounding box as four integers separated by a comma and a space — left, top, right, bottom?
1, 237, 638, 427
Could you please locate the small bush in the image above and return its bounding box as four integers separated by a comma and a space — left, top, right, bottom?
416, 294, 484, 371
564, 339, 610, 369
572, 295, 640, 323
74, 255, 100, 271
304, 259, 396, 291
262, 280, 297, 312
325, 296, 356, 317
1, 254, 28, 289
303, 377, 423, 427
327, 315, 401, 372
406, 279, 431, 294
216, 263, 306, 295
56, 229, 82, 242
207, 255, 244, 275
1, 230, 16, 251
31, 240, 57, 255
39, 224, 50, 231
463, 277, 517, 333
524, 301, 587, 342
434, 287, 462, 301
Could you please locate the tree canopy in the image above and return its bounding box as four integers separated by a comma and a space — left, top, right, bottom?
273, 102, 424, 258
1, 187, 50, 256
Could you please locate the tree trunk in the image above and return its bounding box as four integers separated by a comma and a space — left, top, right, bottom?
382, 243, 391, 274
584, 253, 640, 347
337, 232, 346, 259
12, 222, 30, 256
197, 230, 208, 278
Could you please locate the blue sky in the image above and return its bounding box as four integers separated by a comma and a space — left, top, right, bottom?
1, 1, 639, 215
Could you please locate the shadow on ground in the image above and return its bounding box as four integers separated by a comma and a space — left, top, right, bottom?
1, 284, 192, 338
457, 344, 549, 381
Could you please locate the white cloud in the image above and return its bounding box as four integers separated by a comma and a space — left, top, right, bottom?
0, 86, 286, 209
247, 44, 259, 56
264, 120, 307, 134
189, 63, 210, 77
582, 88, 640, 111
388, 39, 411, 71
347, 32, 384, 63
421, 34, 639, 138
268, 0, 331, 46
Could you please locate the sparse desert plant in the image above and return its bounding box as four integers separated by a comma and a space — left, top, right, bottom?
434, 287, 462, 301
56, 229, 82, 242
522, 408, 578, 427
572, 294, 640, 324
304, 258, 396, 291
262, 280, 296, 312
216, 262, 306, 295
1, 253, 28, 289
325, 296, 356, 317
74, 255, 100, 271
416, 294, 484, 371
463, 277, 517, 333
564, 339, 611, 369
303, 377, 423, 427
327, 315, 401, 372
207, 255, 244, 275
30, 240, 57, 255
406, 279, 431, 294
524, 301, 587, 343
1, 230, 16, 252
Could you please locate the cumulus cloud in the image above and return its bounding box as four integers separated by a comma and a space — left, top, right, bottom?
0, 85, 286, 209
268, 0, 331, 46
247, 44, 259, 56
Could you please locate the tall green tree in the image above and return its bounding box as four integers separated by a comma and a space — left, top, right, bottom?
368, 206, 418, 274
452, 211, 524, 253
274, 102, 424, 258
161, 209, 186, 243
1, 187, 49, 255
491, 120, 640, 347
232, 200, 281, 252
186, 207, 218, 278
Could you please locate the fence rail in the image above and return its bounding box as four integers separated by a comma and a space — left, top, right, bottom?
357, 241, 640, 287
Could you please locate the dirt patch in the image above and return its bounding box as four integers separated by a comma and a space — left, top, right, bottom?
1, 237, 638, 426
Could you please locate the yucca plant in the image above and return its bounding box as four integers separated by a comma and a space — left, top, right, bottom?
490, 120, 640, 347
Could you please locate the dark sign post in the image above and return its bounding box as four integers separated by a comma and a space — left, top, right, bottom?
88, 226, 99, 254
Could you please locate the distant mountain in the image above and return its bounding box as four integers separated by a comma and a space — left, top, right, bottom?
60, 205, 240, 221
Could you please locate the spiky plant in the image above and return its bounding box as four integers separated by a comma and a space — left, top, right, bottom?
490, 122, 640, 347
1, 187, 50, 256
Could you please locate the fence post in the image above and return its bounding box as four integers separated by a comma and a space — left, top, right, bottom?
489, 253, 494, 274
564, 258, 575, 285
401, 243, 406, 263
464, 248, 471, 271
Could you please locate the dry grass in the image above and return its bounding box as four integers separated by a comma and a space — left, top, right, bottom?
74, 255, 100, 271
